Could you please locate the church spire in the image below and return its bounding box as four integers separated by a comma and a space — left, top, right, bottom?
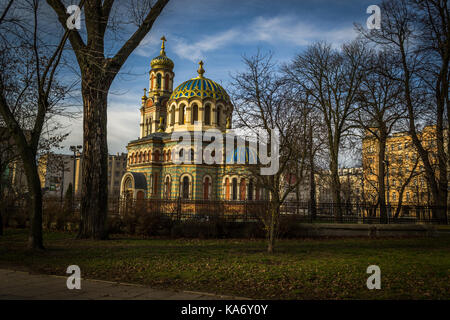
160, 36, 166, 56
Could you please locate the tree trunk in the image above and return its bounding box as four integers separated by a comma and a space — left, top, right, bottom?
77, 71, 111, 240
330, 152, 342, 221
21, 149, 44, 249
266, 205, 278, 254
377, 131, 387, 223
309, 124, 317, 219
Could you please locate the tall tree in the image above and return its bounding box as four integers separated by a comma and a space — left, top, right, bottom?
0, 0, 72, 248
283, 41, 367, 220
357, 0, 449, 221
46, 0, 169, 239
231, 51, 308, 253
353, 49, 405, 222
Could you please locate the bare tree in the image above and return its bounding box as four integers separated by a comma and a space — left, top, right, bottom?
353, 49, 405, 222
231, 51, 308, 253
283, 41, 367, 220
357, 0, 449, 221
45, 0, 170, 239
0, 0, 73, 248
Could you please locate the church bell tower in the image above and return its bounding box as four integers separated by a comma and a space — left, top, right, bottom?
139, 36, 174, 138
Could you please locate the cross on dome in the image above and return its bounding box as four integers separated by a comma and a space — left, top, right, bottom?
197, 60, 205, 78
160, 36, 167, 55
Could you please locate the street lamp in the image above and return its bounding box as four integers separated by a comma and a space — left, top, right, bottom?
69, 145, 82, 205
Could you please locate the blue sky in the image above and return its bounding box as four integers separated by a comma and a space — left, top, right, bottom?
60, 0, 376, 156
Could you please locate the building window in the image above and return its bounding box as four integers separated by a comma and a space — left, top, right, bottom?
232, 178, 238, 200
157, 73, 162, 89
217, 106, 221, 125
205, 104, 211, 125
203, 176, 210, 200
192, 104, 198, 123
182, 176, 190, 199
171, 107, 175, 126
164, 176, 171, 199
180, 105, 185, 124
240, 178, 246, 200
248, 179, 253, 200
225, 178, 230, 200
179, 149, 184, 162
164, 74, 169, 91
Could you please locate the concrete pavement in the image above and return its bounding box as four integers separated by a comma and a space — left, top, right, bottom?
0, 269, 246, 300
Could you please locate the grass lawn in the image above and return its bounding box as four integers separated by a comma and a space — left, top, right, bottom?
1, 229, 450, 299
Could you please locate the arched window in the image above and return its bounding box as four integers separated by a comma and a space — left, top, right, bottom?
164, 176, 171, 199
205, 104, 211, 125
217, 106, 221, 125
143, 151, 147, 162
192, 104, 198, 124
203, 176, 210, 200
240, 179, 246, 200
180, 105, 185, 124
139, 152, 142, 163
255, 184, 260, 200
179, 148, 184, 162
225, 178, 230, 200
248, 179, 254, 200
232, 178, 238, 200
182, 176, 190, 199
171, 107, 175, 125
134, 153, 137, 164
156, 73, 162, 89
190, 149, 194, 163
164, 74, 169, 91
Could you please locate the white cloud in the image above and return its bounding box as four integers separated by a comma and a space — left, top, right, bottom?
248, 16, 357, 47
171, 29, 240, 62
135, 15, 358, 62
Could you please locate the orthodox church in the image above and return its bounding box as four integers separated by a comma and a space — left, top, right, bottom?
120, 37, 263, 201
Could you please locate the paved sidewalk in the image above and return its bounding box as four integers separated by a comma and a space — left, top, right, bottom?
0, 269, 245, 300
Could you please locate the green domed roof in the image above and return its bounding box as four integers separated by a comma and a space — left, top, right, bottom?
169, 61, 230, 102
170, 77, 230, 101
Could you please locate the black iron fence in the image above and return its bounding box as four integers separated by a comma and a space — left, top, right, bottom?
2, 198, 448, 228
110, 199, 448, 225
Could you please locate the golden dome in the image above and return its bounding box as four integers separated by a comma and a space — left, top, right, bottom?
150, 36, 174, 69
